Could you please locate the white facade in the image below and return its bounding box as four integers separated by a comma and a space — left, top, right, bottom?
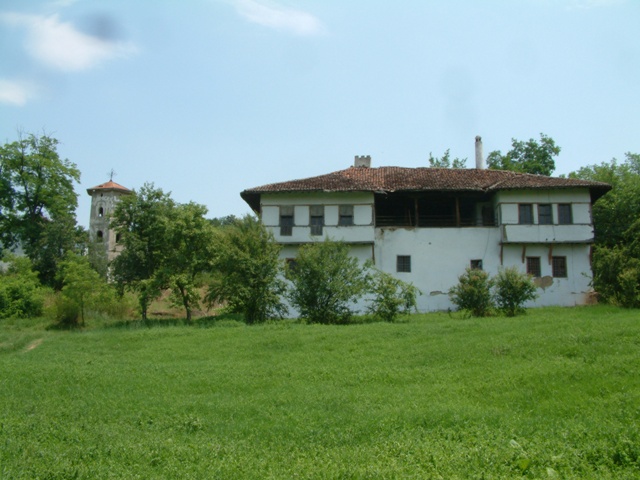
256, 187, 597, 312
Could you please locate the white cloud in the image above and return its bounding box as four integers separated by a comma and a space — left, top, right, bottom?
233, 0, 324, 36
0, 79, 38, 106
0, 12, 138, 72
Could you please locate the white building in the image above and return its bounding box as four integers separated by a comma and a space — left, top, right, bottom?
87, 180, 132, 262
241, 149, 611, 312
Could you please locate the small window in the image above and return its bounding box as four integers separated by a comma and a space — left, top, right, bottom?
115, 233, 121, 243
538, 204, 552, 225
98, 206, 104, 217
558, 204, 572, 225
310, 205, 324, 236
519, 204, 533, 225
97, 230, 104, 242
338, 205, 354, 226
552, 256, 567, 278
397, 255, 411, 273
280, 206, 294, 236
285, 258, 298, 272
470, 259, 483, 270
526, 257, 541, 277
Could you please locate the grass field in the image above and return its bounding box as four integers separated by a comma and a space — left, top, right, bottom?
1, 306, 639, 479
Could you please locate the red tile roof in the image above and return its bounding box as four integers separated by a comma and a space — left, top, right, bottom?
241, 166, 611, 212
86, 180, 132, 195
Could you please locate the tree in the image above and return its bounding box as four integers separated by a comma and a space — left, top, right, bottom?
487, 133, 560, 176
285, 240, 368, 324
111, 183, 175, 320
366, 269, 420, 322
207, 215, 287, 324
449, 267, 494, 317
0, 132, 81, 287
493, 266, 538, 317
570, 153, 640, 307
159, 202, 215, 323
57, 254, 103, 326
428, 149, 467, 168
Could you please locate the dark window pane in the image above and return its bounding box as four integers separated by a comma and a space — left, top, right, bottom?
558, 204, 572, 225
538, 204, 552, 225
526, 257, 541, 277
552, 256, 567, 277
519, 204, 533, 225
397, 255, 411, 273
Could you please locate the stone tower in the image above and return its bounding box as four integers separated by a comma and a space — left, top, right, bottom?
86, 180, 132, 262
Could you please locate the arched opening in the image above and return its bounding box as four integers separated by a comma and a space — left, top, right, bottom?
97, 230, 104, 242
98, 207, 104, 217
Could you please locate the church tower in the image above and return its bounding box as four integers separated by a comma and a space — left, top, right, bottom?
86, 180, 132, 262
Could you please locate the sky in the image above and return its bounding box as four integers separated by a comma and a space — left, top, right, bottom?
1, 0, 639, 228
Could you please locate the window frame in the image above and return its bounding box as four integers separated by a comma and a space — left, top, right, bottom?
526, 256, 541, 277
338, 205, 354, 226
558, 204, 573, 225
309, 205, 324, 236
279, 206, 294, 236
396, 255, 411, 273
538, 204, 552, 225
470, 259, 483, 270
518, 204, 534, 225
552, 256, 567, 278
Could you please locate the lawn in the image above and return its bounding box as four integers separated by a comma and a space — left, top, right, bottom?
1, 306, 639, 478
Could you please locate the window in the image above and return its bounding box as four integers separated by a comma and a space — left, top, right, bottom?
519, 204, 533, 225
115, 233, 121, 243
98, 206, 104, 217
538, 204, 552, 225
397, 255, 411, 273
526, 257, 541, 277
310, 205, 324, 236
470, 259, 483, 270
279, 206, 294, 236
285, 258, 298, 272
97, 230, 104, 242
338, 205, 354, 226
558, 204, 572, 225
552, 256, 567, 278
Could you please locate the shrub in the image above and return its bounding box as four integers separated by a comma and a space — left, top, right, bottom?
493, 266, 538, 317
367, 270, 420, 322
592, 246, 640, 308
449, 267, 494, 317
48, 293, 81, 327
286, 239, 368, 324
0, 255, 45, 319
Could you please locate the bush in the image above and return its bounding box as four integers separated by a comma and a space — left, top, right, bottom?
48, 293, 81, 328
0, 256, 45, 319
592, 246, 640, 308
286, 240, 368, 324
367, 270, 420, 322
493, 266, 538, 317
449, 267, 494, 317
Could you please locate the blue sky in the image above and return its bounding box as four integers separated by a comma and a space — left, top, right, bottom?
1, 0, 639, 227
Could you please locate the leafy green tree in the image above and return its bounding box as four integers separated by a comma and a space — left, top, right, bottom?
111, 183, 175, 320
285, 240, 368, 324
207, 215, 287, 324
428, 149, 467, 168
366, 269, 420, 322
449, 267, 494, 317
487, 133, 560, 176
57, 254, 103, 326
493, 266, 538, 317
159, 202, 215, 323
0, 255, 45, 319
0, 132, 81, 287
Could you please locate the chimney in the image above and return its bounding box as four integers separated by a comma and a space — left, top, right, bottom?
475, 136, 484, 169
354, 155, 371, 168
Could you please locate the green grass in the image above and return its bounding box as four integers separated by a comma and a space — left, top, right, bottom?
1, 306, 639, 478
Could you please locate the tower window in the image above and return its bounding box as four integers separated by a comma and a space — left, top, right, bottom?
98, 207, 104, 217
97, 230, 104, 242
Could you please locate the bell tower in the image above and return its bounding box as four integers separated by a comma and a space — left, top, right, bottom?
86, 179, 132, 261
